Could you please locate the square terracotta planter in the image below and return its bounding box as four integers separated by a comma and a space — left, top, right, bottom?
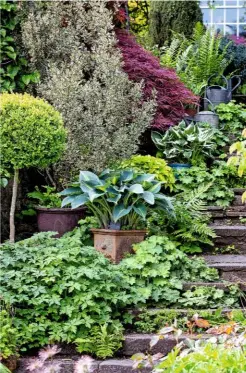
91, 229, 147, 263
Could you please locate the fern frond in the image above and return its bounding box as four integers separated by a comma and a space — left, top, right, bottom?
177, 183, 213, 218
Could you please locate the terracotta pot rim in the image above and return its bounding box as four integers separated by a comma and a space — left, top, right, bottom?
36, 206, 86, 213
91, 228, 147, 235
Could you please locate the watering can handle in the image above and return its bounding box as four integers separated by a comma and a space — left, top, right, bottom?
197, 98, 215, 113
230, 75, 241, 92
207, 74, 228, 89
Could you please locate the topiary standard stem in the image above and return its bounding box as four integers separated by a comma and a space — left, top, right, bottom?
9, 169, 19, 243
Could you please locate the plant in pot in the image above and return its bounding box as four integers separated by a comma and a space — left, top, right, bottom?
60, 169, 174, 262
27, 186, 86, 237
151, 120, 216, 170
0, 93, 66, 242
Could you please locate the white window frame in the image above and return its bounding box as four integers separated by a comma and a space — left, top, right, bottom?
200, 0, 246, 37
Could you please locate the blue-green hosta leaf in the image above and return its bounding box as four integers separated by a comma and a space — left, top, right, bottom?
80, 182, 95, 193
112, 204, 132, 222
148, 182, 162, 194
134, 174, 156, 183
79, 171, 102, 185
151, 131, 163, 146
129, 184, 144, 194
99, 168, 111, 178
61, 195, 76, 208
88, 190, 105, 202
59, 187, 81, 196
71, 194, 89, 209
120, 169, 134, 182
107, 194, 121, 204
142, 191, 155, 205
133, 203, 147, 220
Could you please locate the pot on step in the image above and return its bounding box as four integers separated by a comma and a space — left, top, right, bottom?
194, 98, 219, 128
37, 207, 86, 237
91, 228, 146, 263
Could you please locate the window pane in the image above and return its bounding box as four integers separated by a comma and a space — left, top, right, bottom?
225, 0, 238, 5
226, 8, 237, 22
214, 8, 225, 22
213, 0, 224, 5
200, 1, 209, 6
202, 8, 211, 23
225, 24, 237, 34
214, 23, 224, 34
239, 8, 246, 22
239, 24, 246, 36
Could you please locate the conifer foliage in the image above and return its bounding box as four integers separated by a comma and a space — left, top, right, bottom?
116, 30, 198, 130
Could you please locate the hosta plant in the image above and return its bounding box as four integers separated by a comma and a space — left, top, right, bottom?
61, 169, 173, 229
151, 121, 216, 165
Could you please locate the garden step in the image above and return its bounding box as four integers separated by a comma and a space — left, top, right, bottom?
232, 195, 245, 207
123, 333, 211, 357
15, 357, 151, 373
183, 281, 246, 291
209, 225, 246, 253
206, 207, 246, 225
204, 255, 246, 282
233, 188, 246, 195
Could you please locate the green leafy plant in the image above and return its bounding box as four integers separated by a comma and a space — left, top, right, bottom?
75, 323, 124, 359
147, 185, 217, 251
155, 342, 246, 372
228, 129, 246, 202
0, 364, 11, 373
0, 310, 18, 360
0, 232, 128, 352
131, 308, 246, 334
61, 169, 174, 230
119, 155, 175, 190
215, 101, 246, 137
160, 23, 231, 95
174, 162, 246, 207
119, 235, 221, 308
0, 93, 66, 242
152, 121, 217, 165
178, 285, 240, 309
0, 0, 39, 92
28, 186, 62, 208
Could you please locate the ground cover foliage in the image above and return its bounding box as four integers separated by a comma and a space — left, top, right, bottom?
1, 229, 240, 358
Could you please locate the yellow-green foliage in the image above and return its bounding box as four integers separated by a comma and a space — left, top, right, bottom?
0, 93, 66, 170
120, 155, 175, 189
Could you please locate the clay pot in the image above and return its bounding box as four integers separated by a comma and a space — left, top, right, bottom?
91, 228, 146, 263
37, 207, 86, 237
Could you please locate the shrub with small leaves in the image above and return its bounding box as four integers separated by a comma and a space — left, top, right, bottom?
0, 93, 66, 241
119, 155, 175, 190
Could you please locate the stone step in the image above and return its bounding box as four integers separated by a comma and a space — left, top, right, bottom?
183, 281, 246, 291
232, 194, 246, 207
123, 333, 210, 357
209, 225, 246, 253
16, 357, 150, 373
204, 255, 246, 282
233, 188, 246, 196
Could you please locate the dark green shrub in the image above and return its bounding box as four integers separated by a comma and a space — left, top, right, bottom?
149, 1, 202, 46
0, 0, 39, 92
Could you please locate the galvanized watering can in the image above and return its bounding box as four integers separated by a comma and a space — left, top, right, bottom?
194, 98, 219, 128
205, 74, 241, 107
